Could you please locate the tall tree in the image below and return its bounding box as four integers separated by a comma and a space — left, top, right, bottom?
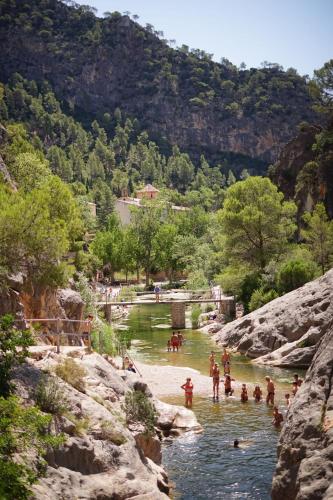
302, 203, 333, 273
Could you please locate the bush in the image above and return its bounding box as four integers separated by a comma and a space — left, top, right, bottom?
35, 375, 68, 415
55, 358, 86, 392
249, 287, 279, 311
91, 322, 117, 356
191, 304, 202, 329
277, 259, 316, 294
123, 391, 157, 435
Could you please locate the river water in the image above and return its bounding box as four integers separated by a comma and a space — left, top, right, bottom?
116, 303, 297, 500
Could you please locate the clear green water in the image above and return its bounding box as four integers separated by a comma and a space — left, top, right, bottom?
116, 304, 300, 500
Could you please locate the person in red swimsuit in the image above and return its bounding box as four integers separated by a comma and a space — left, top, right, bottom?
171, 332, 179, 352
181, 377, 193, 408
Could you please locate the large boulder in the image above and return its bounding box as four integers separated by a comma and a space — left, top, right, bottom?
213, 269, 333, 366
271, 327, 333, 500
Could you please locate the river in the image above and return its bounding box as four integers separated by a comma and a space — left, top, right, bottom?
116, 303, 297, 500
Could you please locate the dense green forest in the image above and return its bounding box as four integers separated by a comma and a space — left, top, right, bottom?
0, 0, 318, 172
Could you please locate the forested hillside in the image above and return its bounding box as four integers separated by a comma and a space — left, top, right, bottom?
0, 0, 318, 174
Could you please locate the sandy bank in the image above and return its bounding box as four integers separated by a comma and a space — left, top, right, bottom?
134, 360, 248, 398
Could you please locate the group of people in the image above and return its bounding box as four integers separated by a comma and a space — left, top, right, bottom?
167, 331, 185, 352
181, 348, 303, 429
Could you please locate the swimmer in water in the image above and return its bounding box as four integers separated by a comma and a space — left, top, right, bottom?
233, 439, 239, 448
253, 385, 263, 402
272, 406, 284, 428
241, 383, 248, 402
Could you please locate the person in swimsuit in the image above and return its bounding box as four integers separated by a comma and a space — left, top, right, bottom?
177, 331, 184, 347
209, 351, 215, 377
265, 376, 275, 405
285, 393, 291, 407
224, 360, 231, 376
212, 362, 220, 400
167, 339, 171, 352
253, 385, 263, 402
224, 374, 234, 396
221, 348, 230, 370
181, 377, 193, 408
171, 332, 179, 352
272, 406, 284, 428
241, 384, 248, 402
292, 373, 303, 395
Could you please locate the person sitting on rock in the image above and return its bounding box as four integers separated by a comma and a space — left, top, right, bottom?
181, 377, 193, 408
253, 385, 262, 402
241, 384, 248, 402
127, 362, 136, 373
265, 376, 275, 405
272, 406, 284, 428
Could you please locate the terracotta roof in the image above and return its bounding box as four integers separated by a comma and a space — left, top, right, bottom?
136, 184, 160, 193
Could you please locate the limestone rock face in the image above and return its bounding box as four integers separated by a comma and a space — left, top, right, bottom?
213, 270, 333, 367
13, 351, 170, 500
271, 327, 333, 500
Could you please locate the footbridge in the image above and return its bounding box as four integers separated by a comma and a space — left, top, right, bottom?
97, 291, 235, 329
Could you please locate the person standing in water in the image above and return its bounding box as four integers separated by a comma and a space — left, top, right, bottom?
154, 284, 161, 303
241, 384, 248, 402
265, 376, 275, 405
181, 377, 193, 408
272, 406, 284, 428
177, 331, 184, 347
212, 363, 220, 400
209, 351, 215, 377
171, 332, 179, 352
224, 374, 234, 396
221, 348, 230, 372
253, 385, 263, 402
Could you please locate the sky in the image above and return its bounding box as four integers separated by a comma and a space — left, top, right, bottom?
75, 0, 332, 76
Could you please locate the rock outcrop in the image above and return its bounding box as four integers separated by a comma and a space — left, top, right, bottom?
213, 270, 333, 367
271, 327, 333, 500
13, 348, 200, 499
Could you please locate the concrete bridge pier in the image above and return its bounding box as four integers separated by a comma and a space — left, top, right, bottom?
171, 302, 186, 329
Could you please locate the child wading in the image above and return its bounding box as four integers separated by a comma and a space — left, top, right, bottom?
253, 385, 262, 402
181, 377, 193, 408
241, 383, 248, 402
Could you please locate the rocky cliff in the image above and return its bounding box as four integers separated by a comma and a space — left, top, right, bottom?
14, 347, 201, 499
271, 327, 333, 500
0, 0, 318, 168
213, 269, 333, 367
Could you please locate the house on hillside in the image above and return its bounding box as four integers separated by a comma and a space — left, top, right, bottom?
115, 184, 188, 225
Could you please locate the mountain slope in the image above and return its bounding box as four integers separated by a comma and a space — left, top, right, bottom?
0, 0, 318, 170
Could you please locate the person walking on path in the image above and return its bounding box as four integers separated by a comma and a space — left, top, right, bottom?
181, 377, 193, 408
212, 363, 220, 400
209, 351, 215, 377
265, 376, 275, 405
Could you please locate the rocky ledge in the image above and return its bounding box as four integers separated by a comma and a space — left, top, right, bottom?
272, 326, 333, 500
13, 348, 201, 499
212, 270, 333, 367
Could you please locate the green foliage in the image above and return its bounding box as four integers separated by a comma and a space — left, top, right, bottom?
310, 59, 333, 112
35, 375, 68, 416
0, 396, 65, 500
100, 420, 127, 445
277, 259, 317, 294
91, 322, 117, 356
249, 287, 279, 311
123, 391, 157, 435
74, 272, 97, 315
218, 176, 297, 271
55, 358, 86, 392
191, 304, 202, 329
0, 315, 34, 397
302, 203, 333, 273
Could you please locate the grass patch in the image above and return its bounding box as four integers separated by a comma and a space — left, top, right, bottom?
55, 358, 86, 392
35, 375, 68, 416
100, 420, 127, 445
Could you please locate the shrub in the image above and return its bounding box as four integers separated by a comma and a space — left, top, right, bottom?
91, 322, 117, 356
55, 358, 86, 392
64, 413, 90, 436
123, 391, 157, 435
191, 304, 202, 329
0, 314, 34, 397
35, 375, 68, 415
277, 259, 316, 294
249, 287, 279, 312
